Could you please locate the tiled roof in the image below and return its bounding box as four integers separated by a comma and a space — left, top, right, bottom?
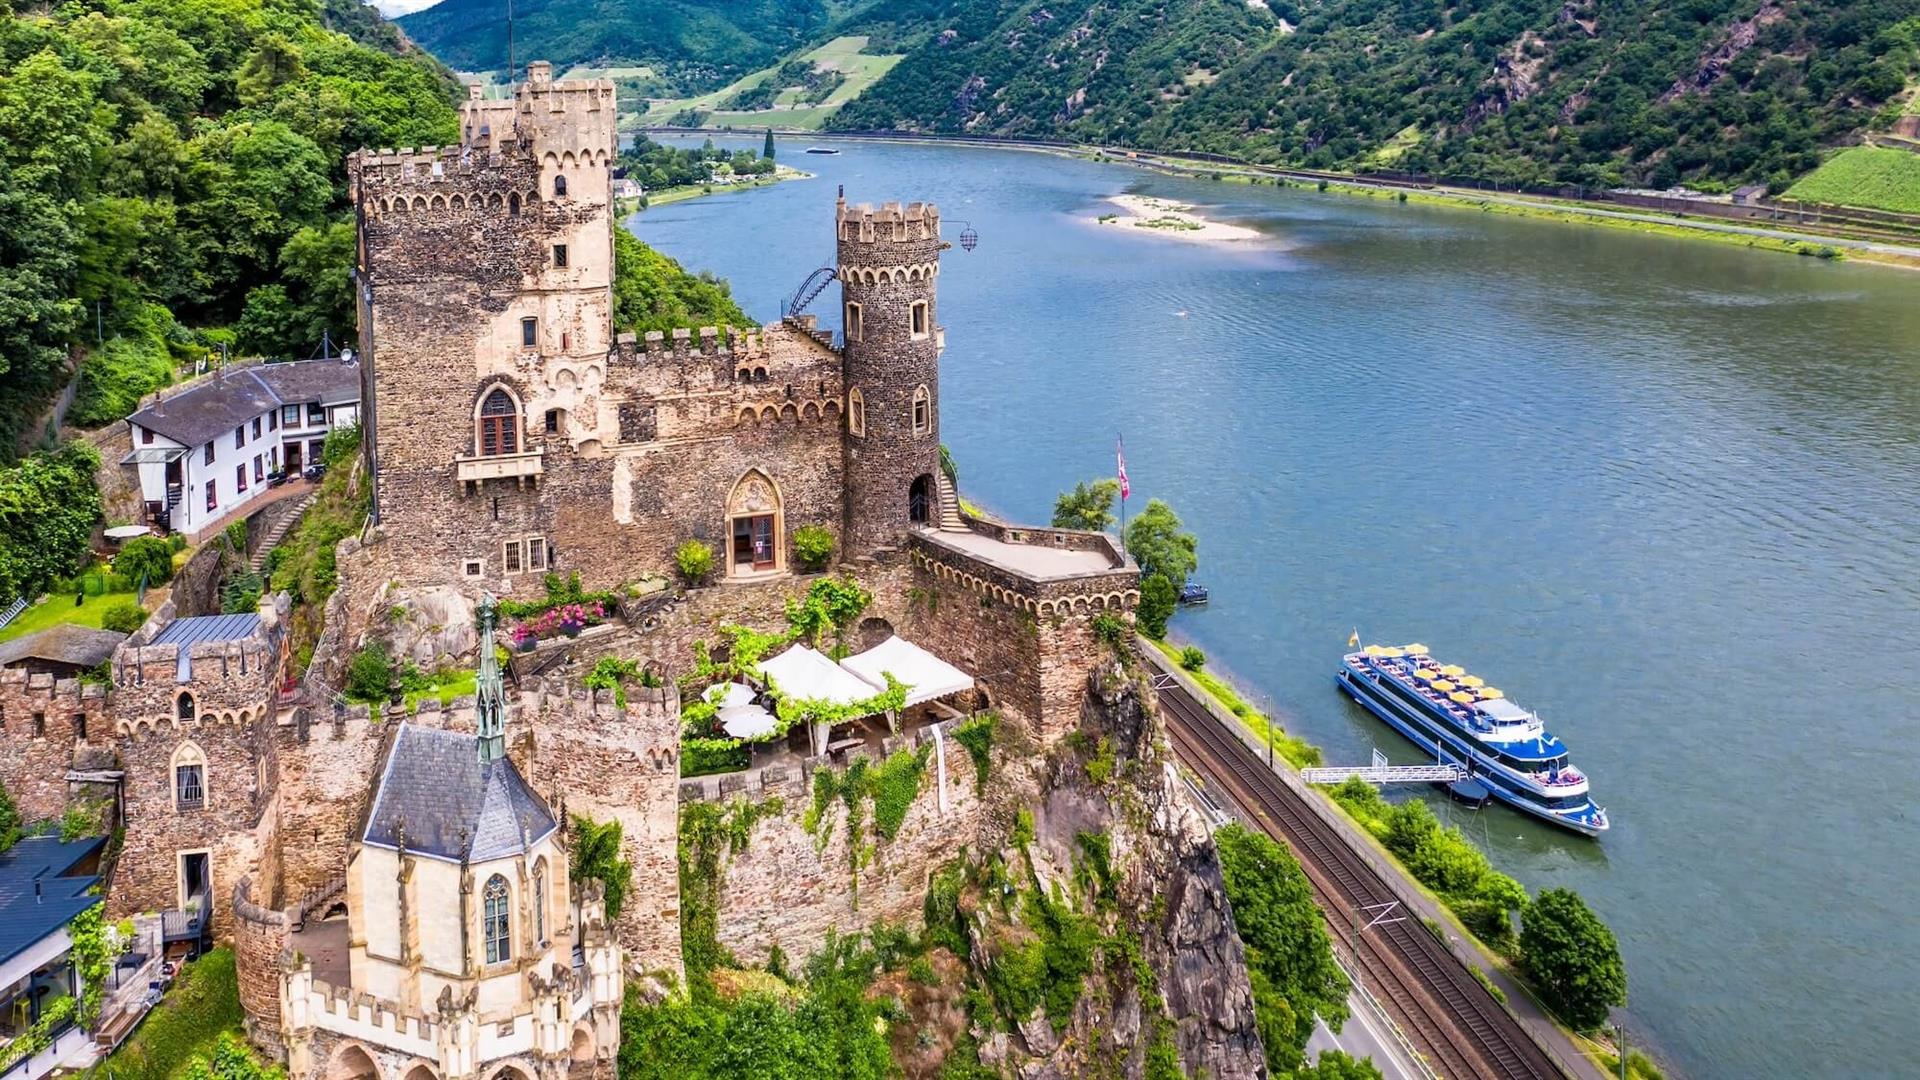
363, 723, 557, 864
149, 613, 263, 683
126, 359, 359, 447
0, 836, 105, 969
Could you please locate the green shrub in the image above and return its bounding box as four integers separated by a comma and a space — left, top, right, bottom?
951, 712, 996, 792
1216, 824, 1350, 1071
99, 599, 147, 635
321, 422, 361, 465
113, 536, 174, 587
676, 539, 715, 585
167, 533, 188, 553
93, 948, 242, 1079
223, 520, 247, 554
1091, 614, 1128, 649
344, 641, 393, 704
1135, 573, 1176, 638
792, 524, 835, 572
681, 737, 749, 777
1178, 645, 1206, 671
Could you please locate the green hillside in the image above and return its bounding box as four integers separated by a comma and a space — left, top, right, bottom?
828, 0, 1920, 190
1785, 144, 1920, 211
398, 0, 836, 95
637, 35, 904, 130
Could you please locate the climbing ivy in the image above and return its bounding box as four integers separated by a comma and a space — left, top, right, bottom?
951, 712, 996, 794
803, 745, 931, 906
679, 797, 784, 991
0, 899, 107, 1074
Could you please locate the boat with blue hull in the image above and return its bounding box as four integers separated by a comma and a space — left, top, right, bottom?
1336, 644, 1609, 836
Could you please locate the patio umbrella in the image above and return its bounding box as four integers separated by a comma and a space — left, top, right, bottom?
1448, 691, 1474, 704
705, 681, 755, 709
1403, 643, 1429, 654
1460, 675, 1485, 688
1378, 647, 1404, 658
1480, 687, 1504, 699
720, 704, 778, 739
1364, 645, 1387, 656
1430, 680, 1456, 692
1440, 664, 1466, 676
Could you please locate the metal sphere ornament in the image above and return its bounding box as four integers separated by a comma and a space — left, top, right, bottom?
959, 224, 979, 252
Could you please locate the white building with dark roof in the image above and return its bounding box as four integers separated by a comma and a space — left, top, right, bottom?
121, 359, 361, 539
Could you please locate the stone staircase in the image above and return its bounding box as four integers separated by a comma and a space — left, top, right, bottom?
935, 471, 967, 532
249, 492, 315, 571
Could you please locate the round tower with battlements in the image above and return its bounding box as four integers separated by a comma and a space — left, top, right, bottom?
836, 194, 945, 557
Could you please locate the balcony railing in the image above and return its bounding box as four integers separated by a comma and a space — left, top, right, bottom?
455, 449, 543, 489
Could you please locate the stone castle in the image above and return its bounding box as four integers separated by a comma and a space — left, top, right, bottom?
0, 65, 1149, 1080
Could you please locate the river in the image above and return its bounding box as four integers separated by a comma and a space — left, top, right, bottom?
631, 135, 1920, 1080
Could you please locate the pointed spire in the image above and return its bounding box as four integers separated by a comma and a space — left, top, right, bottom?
476, 593, 506, 765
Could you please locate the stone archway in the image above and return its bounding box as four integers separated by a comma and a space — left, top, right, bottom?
856, 616, 895, 651
400, 1064, 437, 1080
570, 1024, 596, 1062
325, 1043, 380, 1080
909, 473, 934, 525
726, 469, 784, 576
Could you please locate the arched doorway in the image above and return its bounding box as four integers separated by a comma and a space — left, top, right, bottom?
909, 474, 934, 525
727, 470, 783, 576
400, 1064, 437, 1080
570, 1025, 597, 1062
325, 1043, 380, 1079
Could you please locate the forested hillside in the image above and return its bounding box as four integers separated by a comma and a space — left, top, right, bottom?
829, 0, 1920, 189
398, 0, 834, 94
0, 0, 459, 451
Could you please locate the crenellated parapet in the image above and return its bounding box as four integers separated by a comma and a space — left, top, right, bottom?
835, 200, 943, 244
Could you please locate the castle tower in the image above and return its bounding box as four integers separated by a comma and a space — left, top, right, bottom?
349, 63, 617, 588
836, 195, 945, 557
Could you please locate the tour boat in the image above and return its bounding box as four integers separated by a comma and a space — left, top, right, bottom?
804, 146, 841, 155
1335, 644, 1609, 836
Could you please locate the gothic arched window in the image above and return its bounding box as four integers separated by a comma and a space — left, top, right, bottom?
483, 874, 512, 964
176, 691, 195, 722
478, 389, 519, 456
553, 174, 568, 198
532, 858, 547, 943
912, 385, 931, 435
848, 388, 866, 438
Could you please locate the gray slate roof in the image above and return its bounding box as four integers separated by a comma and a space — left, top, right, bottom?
150, 613, 262, 683
126, 359, 359, 448
0, 624, 127, 669
363, 723, 558, 864
0, 836, 104, 969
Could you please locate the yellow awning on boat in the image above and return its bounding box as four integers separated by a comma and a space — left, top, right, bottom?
1440, 664, 1465, 676
1379, 647, 1403, 658
1403, 643, 1429, 654
1448, 691, 1474, 704
1460, 675, 1485, 688
1364, 645, 1388, 656
1480, 687, 1504, 699
1430, 680, 1456, 692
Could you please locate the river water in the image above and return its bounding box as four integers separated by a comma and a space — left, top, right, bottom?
632, 136, 1920, 1080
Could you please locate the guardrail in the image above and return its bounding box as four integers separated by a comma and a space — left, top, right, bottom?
0, 596, 27, 631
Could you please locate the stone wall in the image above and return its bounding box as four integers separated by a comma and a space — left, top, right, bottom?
0, 673, 113, 822
682, 720, 986, 966
233, 876, 293, 1056
521, 677, 682, 977
271, 707, 391, 904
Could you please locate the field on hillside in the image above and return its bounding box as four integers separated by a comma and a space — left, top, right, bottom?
634, 36, 903, 130
1785, 146, 1920, 213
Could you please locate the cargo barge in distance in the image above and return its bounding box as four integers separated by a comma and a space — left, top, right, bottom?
1336, 643, 1609, 836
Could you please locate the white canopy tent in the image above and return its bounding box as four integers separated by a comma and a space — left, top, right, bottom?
703, 681, 756, 709
758, 645, 888, 755
840, 636, 973, 709
719, 704, 778, 740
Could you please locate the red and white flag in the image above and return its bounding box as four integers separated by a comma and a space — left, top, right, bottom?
1117, 437, 1130, 501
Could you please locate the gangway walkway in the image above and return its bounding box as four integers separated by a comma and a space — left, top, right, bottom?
1301, 764, 1466, 785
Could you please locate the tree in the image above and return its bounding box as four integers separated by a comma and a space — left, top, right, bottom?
113, 536, 175, 587
763, 127, 776, 160
181, 1034, 282, 1079
1136, 574, 1176, 638
1215, 824, 1350, 1072
1124, 499, 1197, 585
1297, 1049, 1385, 1079
0, 780, 20, 853
1520, 888, 1627, 1031
1052, 479, 1118, 531
612, 228, 752, 336
571, 814, 633, 918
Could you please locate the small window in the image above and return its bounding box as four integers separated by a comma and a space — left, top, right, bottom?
845, 301, 863, 343
544, 409, 560, 434
176, 764, 204, 810
268, 411, 277, 432
503, 540, 523, 574
234, 425, 245, 449
74, 714, 86, 741
528, 538, 548, 571
251, 417, 262, 440
509, 192, 520, 216
177, 692, 195, 722
32, 713, 45, 738
464, 559, 484, 579
308, 402, 325, 424
522, 318, 538, 349
282, 405, 301, 427
910, 300, 929, 339
141, 426, 154, 445
204, 442, 215, 465
912, 385, 931, 434
553, 175, 568, 198
848, 389, 865, 438
236, 464, 248, 493
252, 455, 263, 483
533, 861, 547, 943
561, 331, 569, 352
205, 481, 216, 511
553, 244, 568, 268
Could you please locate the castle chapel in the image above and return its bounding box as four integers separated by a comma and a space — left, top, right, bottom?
0, 64, 1143, 1080
351, 61, 951, 589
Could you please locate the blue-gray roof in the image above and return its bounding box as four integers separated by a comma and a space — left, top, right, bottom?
150, 614, 262, 683
125, 359, 360, 447
0, 836, 105, 969
363, 724, 557, 864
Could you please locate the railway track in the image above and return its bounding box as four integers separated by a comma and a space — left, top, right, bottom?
1154, 674, 1564, 1080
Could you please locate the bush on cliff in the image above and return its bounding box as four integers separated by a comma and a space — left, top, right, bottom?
612, 228, 753, 338
343, 641, 393, 703
93, 947, 243, 1080
1215, 823, 1350, 1072
100, 599, 148, 635
792, 524, 835, 572
676, 539, 715, 586
113, 536, 176, 588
